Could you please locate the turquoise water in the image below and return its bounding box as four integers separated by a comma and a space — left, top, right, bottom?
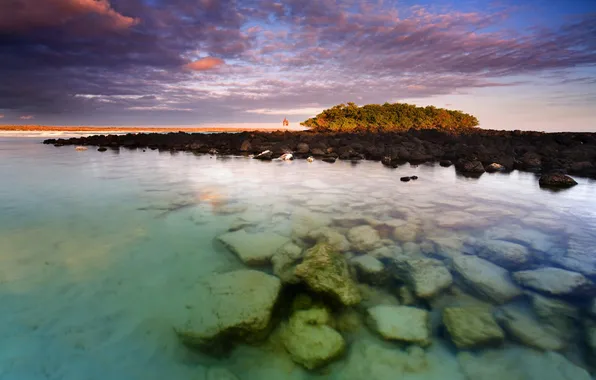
1, 136, 595, 380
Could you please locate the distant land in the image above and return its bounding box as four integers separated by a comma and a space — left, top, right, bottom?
0, 125, 296, 133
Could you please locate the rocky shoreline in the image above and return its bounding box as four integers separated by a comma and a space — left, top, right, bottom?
43, 129, 596, 180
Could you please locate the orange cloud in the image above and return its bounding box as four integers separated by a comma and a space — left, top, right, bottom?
20, 115, 34, 120
185, 57, 225, 71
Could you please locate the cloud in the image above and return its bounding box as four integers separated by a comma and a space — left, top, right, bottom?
20, 115, 34, 120
185, 57, 225, 71
0, 114, 4, 118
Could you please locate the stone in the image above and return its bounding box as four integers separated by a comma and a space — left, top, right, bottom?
397, 286, 417, 305
402, 242, 421, 256
539, 173, 578, 188
217, 229, 289, 266
350, 255, 388, 285
97, 147, 107, 152
392, 223, 418, 242
392, 257, 452, 299
442, 306, 504, 348
296, 142, 310, 154
368, 245, 403, 260
254, 150, 273, 160
585, 320, 596, 357
400, 176, 411, 182
513, 267, 595, 297
496, 308, 565, 351
451, 255, 522, 304
358, 284, 400, 309
367, 305, 431, 346
484, 163, 504, 173
307, 156, 314, 162
439, 160, 452, 167
456, 159, 485, 174
551, 230, 596, 277
347, 225, 382, 252
271, 242, 303, 284
176, 270, 281, 350
307, 227, 351, 252
475, 239, 532, 270
528, 292, 579, 335
291, 209, 332, 240
282, 308, 346, 369
295, 243, 361, 306
590, 298, 596, 317
206, 367, 239, 380
239, 139, 252, 152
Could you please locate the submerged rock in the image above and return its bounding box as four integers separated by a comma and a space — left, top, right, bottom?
350, 255, 388, 285
206, 367, 240, 380
475, 239, 533, 270
176, 270, 281, 351
217, 229, 289, 266
367, 305, 431, 346
590, 298, 596, 317
496, 308, 565, 351
513, 267, 595, 297
451, 255, 522, 304
442, 306, 504, 348
271, 242, 303, 284
528, 292, 579, 336
307, 227, 351, 252
295, 243, 361, 306
392, 223, 418, 243
538, 173, 578, 188
392, 257, 452, 299
347, 225, 382, 252
282, 307, 346, 370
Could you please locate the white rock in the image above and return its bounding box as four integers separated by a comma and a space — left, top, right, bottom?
367, 305, 431, 346
451, 256, 522, 304
476, 240, 532, 270
347, 225, 382, 252
496, 308, 565, 351
393, 257, 452, 299
279, 153, 293, 160
513, 267, 595, 297
217, 229, 289, 266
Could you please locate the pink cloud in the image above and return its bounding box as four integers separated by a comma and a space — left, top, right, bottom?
0, 0, 138, 33
185, 57, 225, 71
0, 114, 4, 119
20, 115, 34, 120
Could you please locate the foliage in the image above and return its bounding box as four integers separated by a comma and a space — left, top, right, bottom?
301, 102, 479, 132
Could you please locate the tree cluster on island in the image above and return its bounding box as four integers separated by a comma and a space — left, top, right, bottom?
301, 102, 479, 132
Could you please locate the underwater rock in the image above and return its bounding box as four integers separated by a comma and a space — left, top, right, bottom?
335, 308, 364, 333
295, 243, 361, 306
538, 173, 578, 188
368, 245, 403, 260
347, 225, 382, 252
402, 242, 421, 256
451, 255, 522, 304
307, 227, 351, 252
585, 319, 596, 358
281, 307, 346, 370
217, 229, 289, 266
392, 257, 453, 299
590, 298, 596, 317
392, 223, 418, 243
528, 292, 579, 336
551, 230, 596, 277
271, 242, 303, 284
367, 305, 431, 346
350, 255, 388, 285
442, 306, 504, 348
475, 239, 533, 270
291, 209, 333, 240
496, 308, 565, 351
206, 367, 240, 380
176, 270, 281, 351
358, 284, 401, 309
397, 286, 417, 306
513, 267, 595, 297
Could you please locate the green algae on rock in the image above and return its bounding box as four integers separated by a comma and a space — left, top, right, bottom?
295, 243, 361, 306
442, 306, 505, 348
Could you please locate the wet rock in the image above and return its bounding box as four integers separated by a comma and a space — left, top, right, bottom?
484, 163, 504, 172
538, 173, 578, 188
351, 255, 388, 285
367, 305, 431, 346
282, 307, 346, 370
271, 242, 303, 284
400, 176, 411, 182
393, 223, 418, 242
442, 306, 505, 348
475, 239, 532, 270
75, 146, 88, 151
451, 255, 522, 304
455, 159, 485, 174
239, 139, 252, 152
439, 160, 452, 167
295, 243, 361, 306
307, 227, 351, 252
176, 270, 281, 350
296, 142, 310, 154
392, 257, 453, 299
513, 267, 595, 297
97, 147, 107, 152
347, 225, 382, 252
410, 175, 418, 180
496, 308, 565, 351
279, 153, 293, 160
206, 367, 239, 380
322, 156, 337, 163
254, 150, 273, 160
217, 229, 289, 266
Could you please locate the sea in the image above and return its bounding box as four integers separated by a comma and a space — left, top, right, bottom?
1, 134, 595, 380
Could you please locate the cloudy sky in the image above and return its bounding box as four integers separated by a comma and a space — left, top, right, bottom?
0, 0, 595, 131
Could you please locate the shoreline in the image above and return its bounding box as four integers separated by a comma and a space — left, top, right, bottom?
43, 129, 596, 179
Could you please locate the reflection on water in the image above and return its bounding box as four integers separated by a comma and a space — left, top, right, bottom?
0, 137, 595, 380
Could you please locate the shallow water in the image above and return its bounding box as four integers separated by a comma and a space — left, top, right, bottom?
1, 137, 595, 380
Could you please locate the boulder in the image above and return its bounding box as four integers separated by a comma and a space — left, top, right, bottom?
176, 270, 281, 350
451, 255, 522, 304
528, 292, 579, 335
442, 306, 504, 348
496, 308, 565, 351
282, 308, 346, 369
239, 139, 252, 152
291, 209, 332, 240
513, 267, 595, 297
254, 150, 273, 160
347, 225, 382, 252
392, 223, 418, 242
439, 160, 452, 167
271, 242, 303, 284
350, 255, 388, 285
550, 230, 596, 277
217, 229, 289, 266
296, 142, 310, 154
295, 243, 361, 306
307, 227, 351, 252
538, 173, 578, 188
475, 239, 532, 270
455, 159, 485, 174
392, 257, 452, 299
367, 305, 431, 346
484, 163, 504, 173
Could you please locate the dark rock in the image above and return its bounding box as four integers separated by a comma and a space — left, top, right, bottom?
322, 156, 337, 163
440, 160, 453, 167
240, 140, 252, 152
538, 173, 578, 188
254, 150, 273, 161
311, 148, 326, 156
97, 147, 107, 152
410, 176, 418, 180
484, 163, 504, 173
400, 176, 411, 182
296, 143, 310, 154
455, 159, 485, 174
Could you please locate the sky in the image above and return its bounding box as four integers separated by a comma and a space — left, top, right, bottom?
0, 0, 595, 131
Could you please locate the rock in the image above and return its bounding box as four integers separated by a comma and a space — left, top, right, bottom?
296, 142, 310, 154
400, 176, 411, 182
452, 255, 522, 304
217, 229, 289, 266
439, 160, 452, 167
397, 286, 417, 305
455, 159, 485, 174
279, 153, 293, 160
393, 223, 418, 243
75, 146, 88, 151
271, 242, 303, 284
322, 156, 336, 163
590, 298, 596, 317
402, 242, 421, 256
369, 245, 403, 260
551, 230, 596, 277
392, 257, 452, 299
410, 175, 418, 180
513, 267, 595, 297
291, 209, 332, 240
176, 270, 281, 350
239, 139, 252, 152
367, 305, 431, 346
351, 255, 388, 285
206, 367, 239, 380
585, 320, 596, 357
442, 306, 504, 348
485, 163, 504, 172
97, 147, 107, 152
254, 150, 273, 160
282, 308, 346, 369
307, 227, 351, 252
528, 292, 579, 335
475, 239, 532, 270
347, 225, 382, 252
496, 308, 565, 351
306, 156, 314, 162
539, 173, 578, 188
295, 243, 361, 306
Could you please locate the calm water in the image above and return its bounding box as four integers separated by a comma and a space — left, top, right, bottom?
1, 136, 595, 380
